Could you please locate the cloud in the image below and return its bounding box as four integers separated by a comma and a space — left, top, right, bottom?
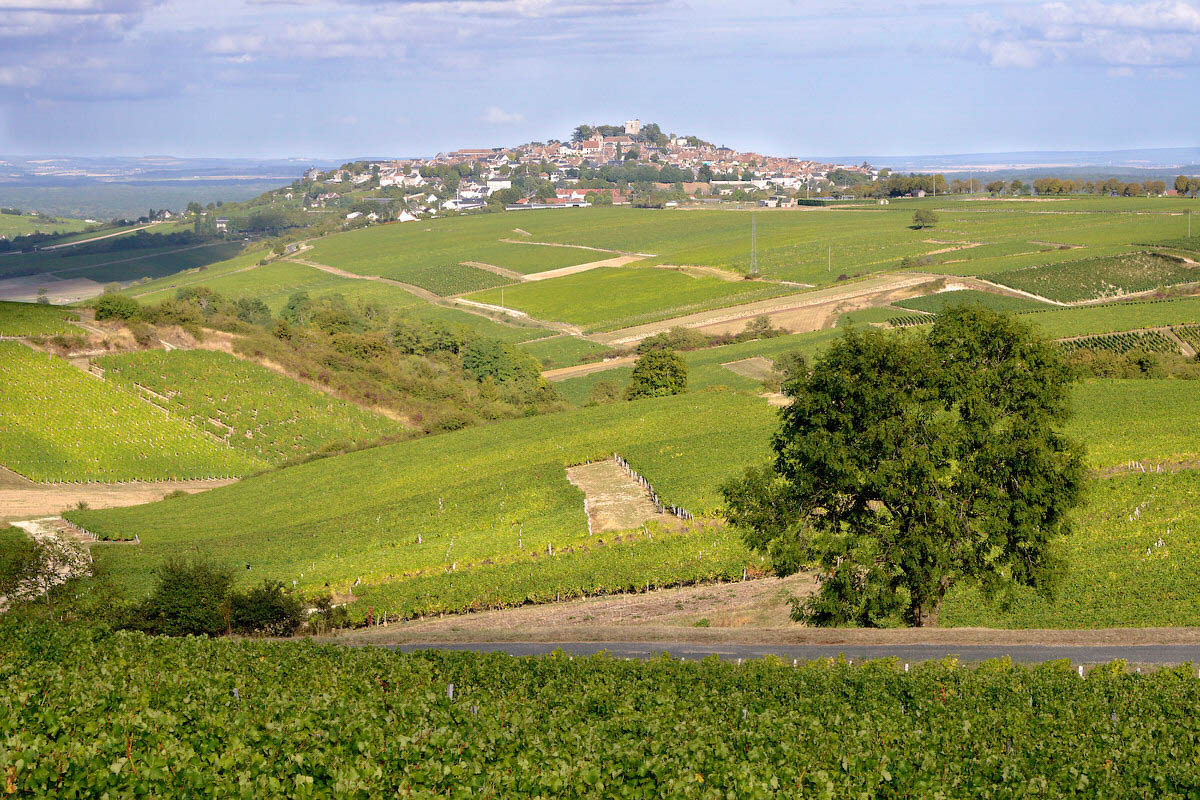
974, 0, 1200, 70
480, 105, 523, 124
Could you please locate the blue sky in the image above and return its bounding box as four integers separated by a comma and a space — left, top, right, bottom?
1, 0, 1199, 158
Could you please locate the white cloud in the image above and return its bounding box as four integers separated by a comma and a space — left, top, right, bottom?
975, 0, 1200, 70
480, 105, 523, 123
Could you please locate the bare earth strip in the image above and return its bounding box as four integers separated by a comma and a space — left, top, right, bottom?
459, 261, 524, 281
543, 357, 636, 382
594, 272, 944, 346
0, 479, 236, 522
721, 356, 775, 381
565, 459, 677, 533
523, 255, 642, 282
499, 238, 656, 258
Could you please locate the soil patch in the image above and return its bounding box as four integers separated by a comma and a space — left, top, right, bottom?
722, 356, 775, 382
523, 255, 642, 282
543, 356, 635, 382
460, 261, 524, 281
0, 479, 236, 523
565, 459, 677, 533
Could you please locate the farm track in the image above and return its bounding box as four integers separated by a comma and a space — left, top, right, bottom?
523, 255, 642, 282
542, 356, 636, 382
592, 272, 944, 346
498, 238, 655, 258
565, 459, 676, 533
459, 261, 524, 281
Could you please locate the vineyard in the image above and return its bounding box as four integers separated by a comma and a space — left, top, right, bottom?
983, 252, 1200, 303
1057, 330, 1180, 356
0, 342, 264, 482
95, 349, 400, 464
5, 622, 1200, 797
943, 469, 1200, 628
0, 300, 79, 337
66, 390, 778, 599
1171, 325, 1200, 350
886, 313, 933, 328
1020, 295, 1200, 339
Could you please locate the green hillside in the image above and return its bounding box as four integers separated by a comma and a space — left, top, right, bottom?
0, 342, 264, 482
96, 349, 401, 464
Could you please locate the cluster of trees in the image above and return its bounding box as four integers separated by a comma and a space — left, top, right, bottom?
723, 307, 1087, 628
982, 177, 1174, 197
570, 122, 670, 147
846, 173, 949, 198
1176, 175, 1200, 198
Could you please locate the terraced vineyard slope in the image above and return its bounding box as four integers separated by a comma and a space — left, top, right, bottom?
0, 342, 264, 482
96, 349, 401, 464
0, 300, 80, 336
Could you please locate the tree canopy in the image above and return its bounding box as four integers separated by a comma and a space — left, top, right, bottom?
626, 349, 688, 400
722, 307, 1087, 627
912, 209, 939, 228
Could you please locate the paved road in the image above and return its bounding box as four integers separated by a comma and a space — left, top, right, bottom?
388, 641, 1200, 665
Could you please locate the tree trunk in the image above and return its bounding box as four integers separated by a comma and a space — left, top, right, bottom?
910, 599, 939, 627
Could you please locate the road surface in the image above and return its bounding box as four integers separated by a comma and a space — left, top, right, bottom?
385, 640, 1200, 665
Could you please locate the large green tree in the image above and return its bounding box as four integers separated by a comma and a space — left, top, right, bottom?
722, 307, 1086, 627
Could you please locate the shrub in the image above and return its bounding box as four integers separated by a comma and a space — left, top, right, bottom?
95, 294, 140, 321
588, 380, 624, 405
626, 349, 688, 400
121, 558, 234, 637
230, 579, 305, 636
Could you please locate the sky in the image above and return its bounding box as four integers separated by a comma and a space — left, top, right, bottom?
2, 0, 1199, 158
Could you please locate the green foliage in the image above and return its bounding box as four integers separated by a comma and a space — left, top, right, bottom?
0, 342, 263, 482
626, 350, 688, 399
96, 349, 398, 464
461, 338, 542, 385
0, 301, 79, 336
230, 579, 305, 636
911, 209, 939, 228
6, 624, 1200, 796
94, 293, 140, 320
0, 527, 37, 597
120, 558, 235, 637
724, 308, 1087, 627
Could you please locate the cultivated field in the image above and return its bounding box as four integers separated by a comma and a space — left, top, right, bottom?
0, 213, 88, 239
67, 390, 776, 600
96, 349, 401, 464
0, 300, 79, 336
893, 289, 1051, 314
466, 267, 794, 332
984, 252, 1200, 303
0, 240, 245, 284
0, 342, 263, 482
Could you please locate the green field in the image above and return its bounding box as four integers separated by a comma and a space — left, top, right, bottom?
66, 390, 777, 598
944, 469, 1200, 628
0, 240, 246, 284
984, 252, 1200, 303
1066, 379, 1200, 468
1058, 330, 1180, 355
0, 212, 88, 239
0, 300, 79, 336
95, 350, 401, 464
9, 624, 1200, 798
0, 343, 263, 482
467, 268, 793, 332
893, 289, 1051, 314
518, 334, 610, 368
1022, 296, 1200, 338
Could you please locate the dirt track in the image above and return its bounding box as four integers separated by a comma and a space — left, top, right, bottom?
0, 478, 236, 522
594, 272, 944, 346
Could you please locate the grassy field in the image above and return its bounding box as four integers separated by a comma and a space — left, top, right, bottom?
943, 469, 1200, 628
467, 268, 794, 332
0, 240, 246, 284
893, 289, 1051, 314
66, 390, 777, 598
1066, 379, 1200, 468
983, 252, 1200, 303
0, 300, 79, 336
0, 342, 263, 482
0, 212, 88, 239
95, 350, 401, 464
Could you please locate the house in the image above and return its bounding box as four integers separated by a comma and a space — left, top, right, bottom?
397, 210, 418, 223
345, 211, 362, 220
486, 179, 512, 195
303, 167, 320, 182
215, 218, 228, 232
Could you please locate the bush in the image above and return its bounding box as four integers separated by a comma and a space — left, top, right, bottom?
121, 558, 234, 637
626, 349, 688, 400
95, 294, 140, 321
230, 579, 305, 636
587, 380, 624, 405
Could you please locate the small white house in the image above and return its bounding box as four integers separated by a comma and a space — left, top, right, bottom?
345, 211, 362, 220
